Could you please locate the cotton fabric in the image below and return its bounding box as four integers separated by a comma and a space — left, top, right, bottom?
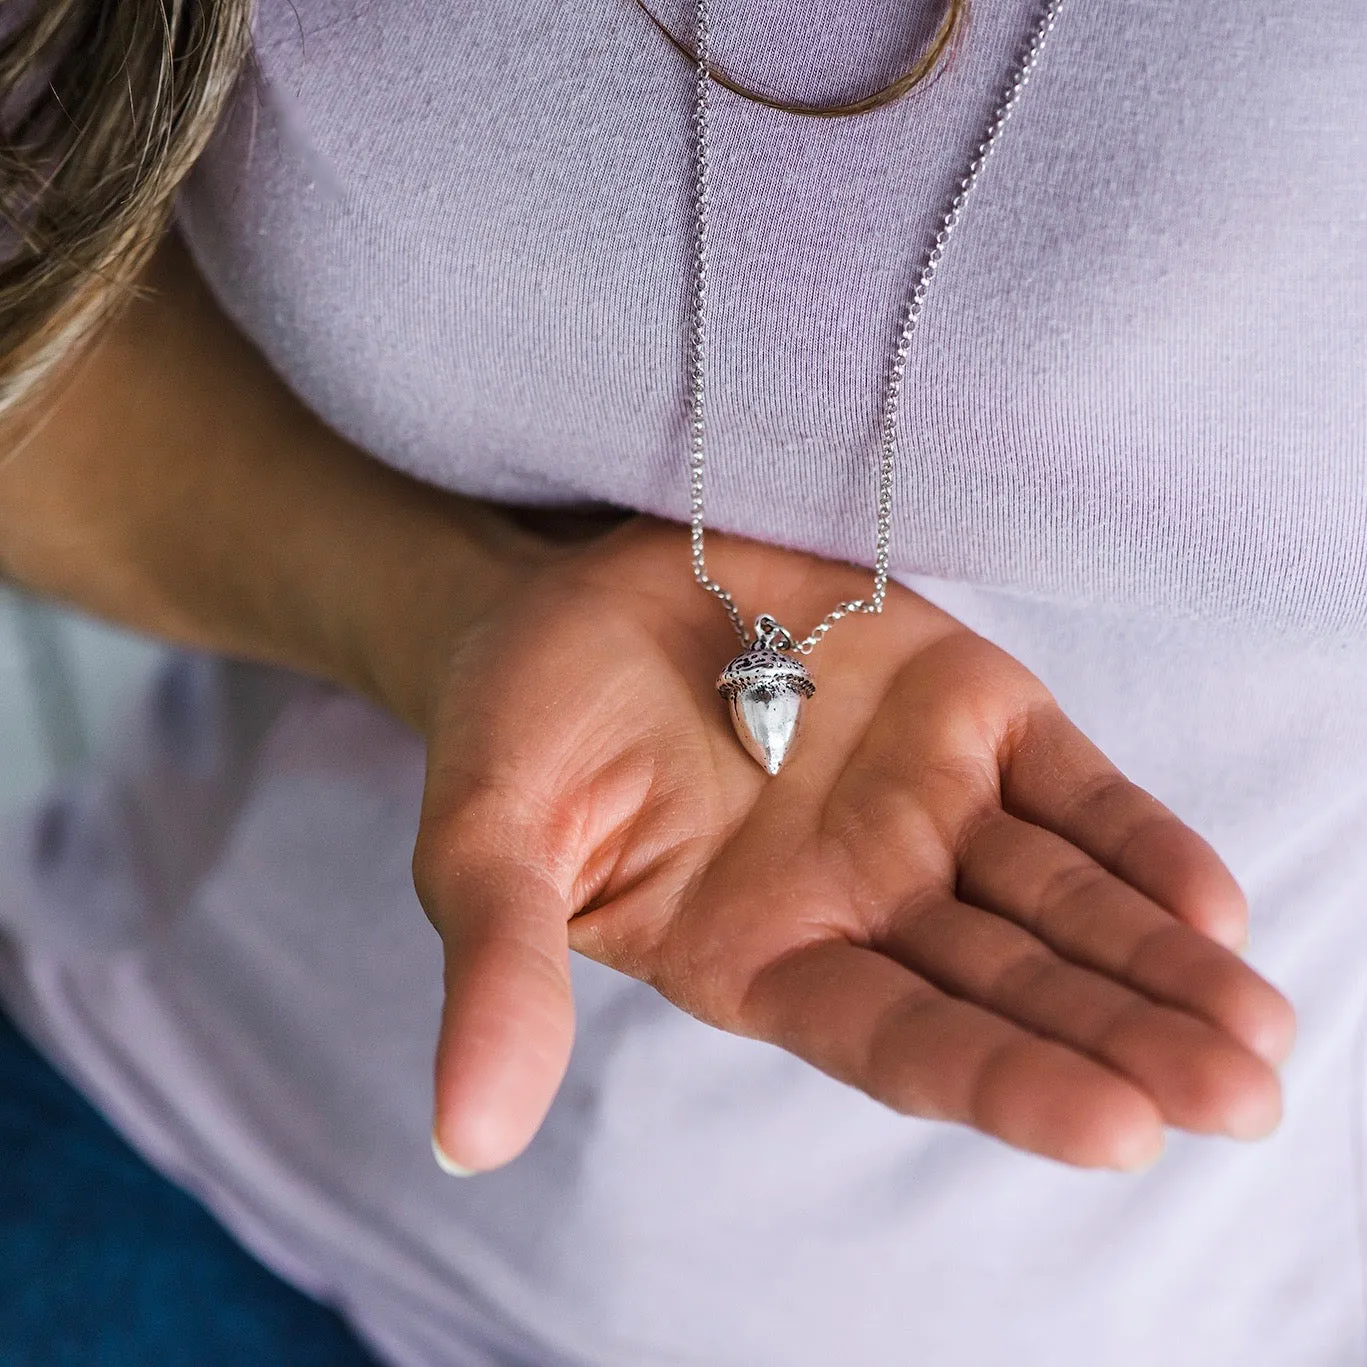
1, 1, 1365, 1362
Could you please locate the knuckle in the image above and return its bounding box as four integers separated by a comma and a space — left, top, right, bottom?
1093, 993, 1159, 1058
419, 776, 552, 874
967, 1034, 1030, 1134
985, 947, 1061, 1009
411, 809, 480, 903
1062, 771, 1136, 831
872, 992, 951, 1119
1108, 808, 1180, 871
1034, 856, 1104, 924
1119, 920, 1181, 981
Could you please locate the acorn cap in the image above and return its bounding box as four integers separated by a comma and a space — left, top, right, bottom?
716, 647, 815, 700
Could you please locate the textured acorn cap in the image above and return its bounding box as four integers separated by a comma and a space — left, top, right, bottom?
716, 647, 816, 700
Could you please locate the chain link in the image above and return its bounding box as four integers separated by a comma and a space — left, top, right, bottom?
688, 0, 1067, 653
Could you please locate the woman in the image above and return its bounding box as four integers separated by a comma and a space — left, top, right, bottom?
0, 0, 1359, 1361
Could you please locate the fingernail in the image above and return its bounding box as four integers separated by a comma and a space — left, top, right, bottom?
1225, 1092, 1281, 1142
432, 1131, 477, 1177
1115, 1131, 1166, 1175
1213, 924, 1248, 955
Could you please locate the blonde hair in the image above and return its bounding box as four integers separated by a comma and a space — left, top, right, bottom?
0, 0, 253, 417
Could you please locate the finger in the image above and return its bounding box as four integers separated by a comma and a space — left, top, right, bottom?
1001, 708, 1248, 951
418, 845, 576, 1175
873, 894, 1281, 1138
740, 938, 1166, 1171
958, 811, 1295, 1068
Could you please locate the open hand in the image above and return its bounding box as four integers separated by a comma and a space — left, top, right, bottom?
414, 516, 1294, 1173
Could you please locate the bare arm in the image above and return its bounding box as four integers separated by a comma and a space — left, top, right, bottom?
0, 232, 552, 733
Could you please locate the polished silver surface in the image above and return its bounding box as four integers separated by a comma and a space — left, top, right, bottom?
686, 0, 1068, 657
717, 617, 816, 774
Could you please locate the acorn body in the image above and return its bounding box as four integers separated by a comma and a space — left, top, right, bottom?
716, 646, 815, 775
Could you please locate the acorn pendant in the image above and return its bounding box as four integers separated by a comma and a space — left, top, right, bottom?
716, 622, 815, 776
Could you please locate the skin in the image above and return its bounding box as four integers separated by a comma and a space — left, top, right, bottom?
418, 518, 1294, 1174
0, 236, 1296, 1185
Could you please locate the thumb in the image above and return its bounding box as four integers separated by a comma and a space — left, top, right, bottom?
425, 856, 575, 1175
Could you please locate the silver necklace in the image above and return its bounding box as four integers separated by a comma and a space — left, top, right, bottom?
688, 0, 1067, 774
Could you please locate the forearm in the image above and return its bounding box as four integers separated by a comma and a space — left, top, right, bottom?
0, 233, 548, 735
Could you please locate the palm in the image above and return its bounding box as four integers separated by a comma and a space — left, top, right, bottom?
417, 517, 1294, 1173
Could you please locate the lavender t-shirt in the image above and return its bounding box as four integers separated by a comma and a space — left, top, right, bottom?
2, 1, 1366, 1362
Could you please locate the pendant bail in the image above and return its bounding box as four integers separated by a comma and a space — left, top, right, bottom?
753, 613, 797, 653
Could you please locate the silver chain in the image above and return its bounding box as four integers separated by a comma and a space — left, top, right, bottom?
687, 0, 1067, 654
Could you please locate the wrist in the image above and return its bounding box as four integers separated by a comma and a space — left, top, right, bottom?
317, 458, 563, 738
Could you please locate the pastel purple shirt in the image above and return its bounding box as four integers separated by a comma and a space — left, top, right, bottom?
2, 1, 1365, 1362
